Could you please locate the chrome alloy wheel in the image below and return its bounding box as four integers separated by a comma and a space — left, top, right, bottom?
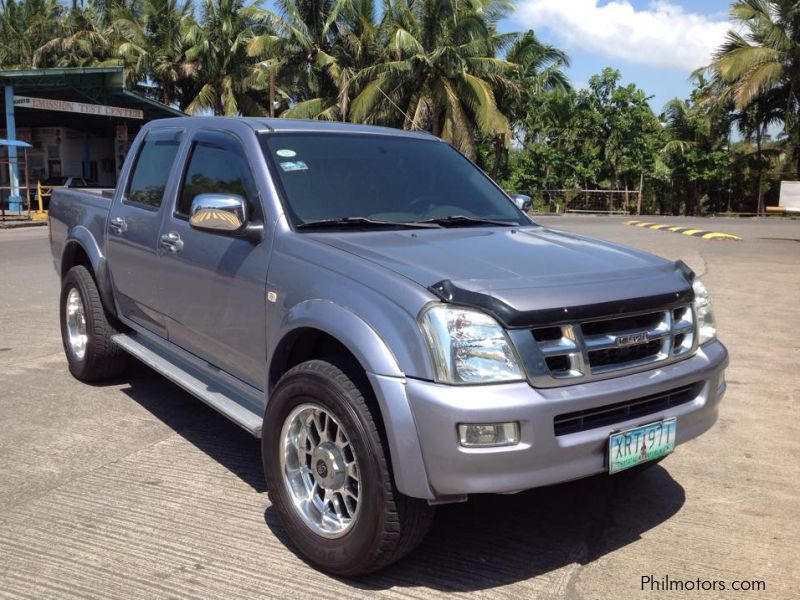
280, 403, 361, 538
65, 288, 88, 360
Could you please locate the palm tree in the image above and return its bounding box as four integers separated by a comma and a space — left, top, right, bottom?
348, 0, 515, 159
33, 2, 118, 68
184, 0, 269, 116
731, 93, 784, 213
324, 0, 384, 121
112, 0, 195, 108
247, 0, 372, 120
490, 29, 571, 176
507, 30, 570, 96
707, 0, 800, 176
661, 86, 732, 215
0, 0, 67, 69
661, 98, 699, 214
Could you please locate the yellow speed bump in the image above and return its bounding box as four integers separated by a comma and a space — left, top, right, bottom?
624, 220, 742, 241
701, 232, 742, 241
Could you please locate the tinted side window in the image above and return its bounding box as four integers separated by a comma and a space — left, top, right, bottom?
177, 134, 257, 217
124, 129, 181, 209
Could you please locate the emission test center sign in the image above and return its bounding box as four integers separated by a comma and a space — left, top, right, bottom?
13, 95, 143, 120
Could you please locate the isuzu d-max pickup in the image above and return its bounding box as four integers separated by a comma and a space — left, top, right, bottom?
49, 117, 728, 575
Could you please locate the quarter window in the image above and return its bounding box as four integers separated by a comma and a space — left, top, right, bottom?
177, 133, 258, 217
124, 129, 181, 209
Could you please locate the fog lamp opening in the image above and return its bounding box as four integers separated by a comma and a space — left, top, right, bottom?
458, 423, 520, 447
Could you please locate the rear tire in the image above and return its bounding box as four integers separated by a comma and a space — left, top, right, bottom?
263, 359, 434, 576
60, 265, 128, 381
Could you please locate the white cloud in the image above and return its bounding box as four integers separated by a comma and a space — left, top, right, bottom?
514, 0, 731, 71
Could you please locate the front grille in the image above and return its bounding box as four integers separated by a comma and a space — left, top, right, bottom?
589, 338, 663, 367
528, 305, 695, 386
581, 312, 663, 336
553, 383, 700, 436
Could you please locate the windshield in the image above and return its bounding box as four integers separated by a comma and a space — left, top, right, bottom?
260, 133, 529, 228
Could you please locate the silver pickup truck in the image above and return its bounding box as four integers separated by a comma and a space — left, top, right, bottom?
49, 117, 728, 575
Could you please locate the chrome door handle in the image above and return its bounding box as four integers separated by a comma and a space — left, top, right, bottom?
109, 216, 127, 234
159, 231, 184, 253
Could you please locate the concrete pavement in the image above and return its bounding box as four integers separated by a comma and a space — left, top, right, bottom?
0, 218, 798, 599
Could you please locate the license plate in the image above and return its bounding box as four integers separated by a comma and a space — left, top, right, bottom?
608, 418, 677, 474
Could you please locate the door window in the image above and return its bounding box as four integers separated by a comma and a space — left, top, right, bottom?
123, 129, 182, 210
176, 132, 258, 218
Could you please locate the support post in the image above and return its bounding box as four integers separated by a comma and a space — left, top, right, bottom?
4, 85, 21, 211
269, 72, 276, 118
83, 133, 91, 179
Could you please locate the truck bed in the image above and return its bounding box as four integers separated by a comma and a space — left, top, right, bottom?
49, 188, 114, 277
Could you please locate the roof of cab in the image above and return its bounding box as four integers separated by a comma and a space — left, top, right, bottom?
145, 116, 439, 141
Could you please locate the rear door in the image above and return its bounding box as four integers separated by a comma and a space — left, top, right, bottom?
156, 129, 269, 390
106, 128, 183, 337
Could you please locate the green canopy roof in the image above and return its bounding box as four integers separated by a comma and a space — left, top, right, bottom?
0, 66, 183, 131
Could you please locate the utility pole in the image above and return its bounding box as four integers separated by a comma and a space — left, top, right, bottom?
269, 72, 275, 118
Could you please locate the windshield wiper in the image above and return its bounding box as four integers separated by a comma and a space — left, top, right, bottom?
415, 215, 518, 228
296, 217, 441, 230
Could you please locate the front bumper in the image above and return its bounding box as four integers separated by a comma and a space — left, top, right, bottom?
403, 340, 728, 497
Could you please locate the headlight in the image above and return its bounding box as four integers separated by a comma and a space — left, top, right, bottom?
693, 280, 717, 344
419, 305, 525, 384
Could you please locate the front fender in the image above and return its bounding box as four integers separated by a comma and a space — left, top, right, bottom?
272, 300, 434, 499
277, 299, 404, 378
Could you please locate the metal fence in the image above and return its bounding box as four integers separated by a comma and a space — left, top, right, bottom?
523, 189, 641, 215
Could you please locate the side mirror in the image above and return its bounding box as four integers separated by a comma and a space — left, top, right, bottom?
189, 193, 248, 233
510, 193, 533, 212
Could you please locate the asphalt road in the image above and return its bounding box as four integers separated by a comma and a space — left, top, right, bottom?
0, 216, 798, 599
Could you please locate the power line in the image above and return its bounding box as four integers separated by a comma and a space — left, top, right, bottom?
376, 85, 417, 129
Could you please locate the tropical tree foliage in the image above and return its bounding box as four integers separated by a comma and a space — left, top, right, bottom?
112, 0, 195, 106
0, 0, 65, 69
346, 0, 515, 159
182, 0, 270, 115
0, 0, 796, 214
705, 0, 800, 179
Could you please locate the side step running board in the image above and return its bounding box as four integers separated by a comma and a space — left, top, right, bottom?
112, 333, 264, 437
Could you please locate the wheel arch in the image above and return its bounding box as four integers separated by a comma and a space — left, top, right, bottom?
269, 300, 404, 391
61, 228, 117, 318
268, 302, 434, 499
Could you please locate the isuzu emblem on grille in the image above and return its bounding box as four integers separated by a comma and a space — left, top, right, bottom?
615, 332, 650, 347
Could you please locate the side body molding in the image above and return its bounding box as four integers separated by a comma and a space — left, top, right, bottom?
273, 299, 435, 499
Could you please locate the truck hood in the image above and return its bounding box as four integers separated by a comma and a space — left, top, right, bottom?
310, 226, 693, 327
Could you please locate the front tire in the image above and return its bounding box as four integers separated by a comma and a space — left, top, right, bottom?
60, 265, 128, 381
263, 360, 434, 576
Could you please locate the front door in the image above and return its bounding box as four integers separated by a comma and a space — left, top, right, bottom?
106, 128, 183, 338
156, 130, 269, 390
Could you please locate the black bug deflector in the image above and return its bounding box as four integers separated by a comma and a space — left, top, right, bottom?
427, 260, 695, 329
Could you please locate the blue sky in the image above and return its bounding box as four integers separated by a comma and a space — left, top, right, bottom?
505, 0, 735, 113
